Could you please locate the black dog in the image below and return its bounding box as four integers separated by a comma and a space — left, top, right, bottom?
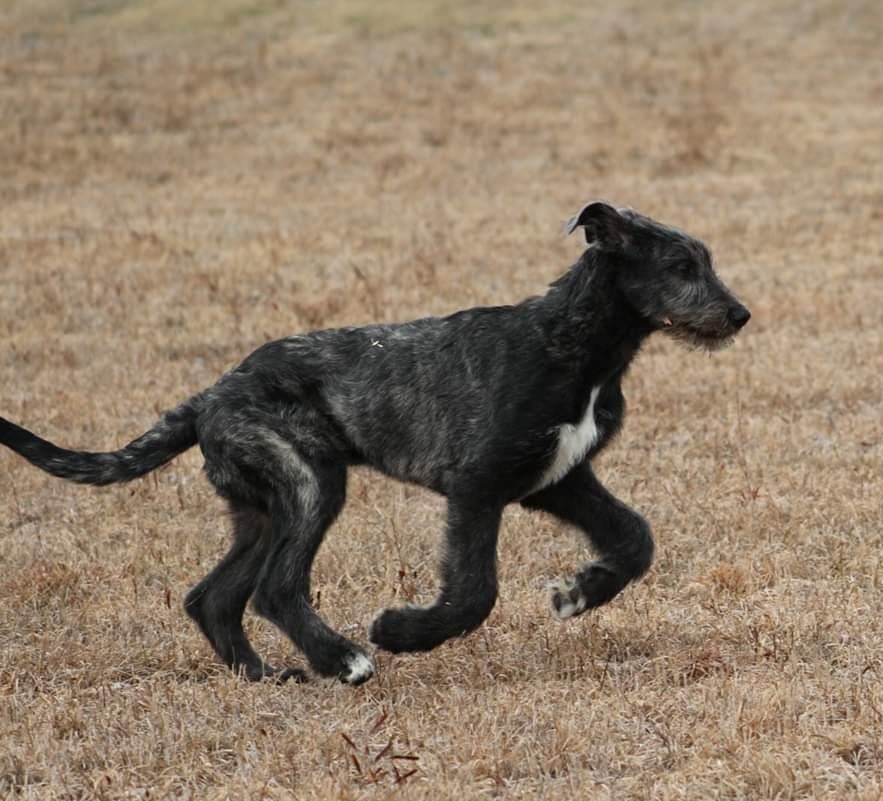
0, 202, 750, 685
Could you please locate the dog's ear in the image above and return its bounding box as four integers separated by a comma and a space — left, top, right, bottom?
566, 202, 631, 249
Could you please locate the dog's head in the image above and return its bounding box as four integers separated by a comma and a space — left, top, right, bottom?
567, 202, 750, 349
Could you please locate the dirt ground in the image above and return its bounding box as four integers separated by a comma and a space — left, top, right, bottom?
1, 1, 881, 798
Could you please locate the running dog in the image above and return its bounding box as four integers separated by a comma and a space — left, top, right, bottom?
0, 202, 750, 685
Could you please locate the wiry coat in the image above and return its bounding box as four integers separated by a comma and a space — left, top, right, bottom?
0, 202, 750, 685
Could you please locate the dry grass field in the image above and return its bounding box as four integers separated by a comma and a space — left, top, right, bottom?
1, 1, 882, 798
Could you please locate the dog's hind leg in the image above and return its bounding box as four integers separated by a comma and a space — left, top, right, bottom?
521, 462, 654, 618
251, 456, 375, 685
369, 499, 503, 653
184, 503, 306, 682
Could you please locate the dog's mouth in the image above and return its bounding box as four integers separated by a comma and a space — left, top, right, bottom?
659, 317, 736, 351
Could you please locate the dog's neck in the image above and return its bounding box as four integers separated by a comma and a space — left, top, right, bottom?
541, 248, 652, 387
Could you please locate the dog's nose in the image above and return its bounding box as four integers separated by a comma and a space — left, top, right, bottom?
729, 305, 751, 329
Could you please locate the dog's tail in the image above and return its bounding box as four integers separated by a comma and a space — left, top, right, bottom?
0, 398, 200, 486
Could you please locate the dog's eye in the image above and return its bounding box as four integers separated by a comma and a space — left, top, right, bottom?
675, 262, 695, 277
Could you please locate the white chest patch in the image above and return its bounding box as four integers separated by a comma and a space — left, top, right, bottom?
535, 385, 603, 491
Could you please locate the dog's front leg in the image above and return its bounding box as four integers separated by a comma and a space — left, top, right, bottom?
521, 462, 653, 617
369, 499, 503, 653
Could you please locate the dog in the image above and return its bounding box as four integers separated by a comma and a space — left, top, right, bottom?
0, 202, 750, 685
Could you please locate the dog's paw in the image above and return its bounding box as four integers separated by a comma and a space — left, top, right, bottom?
304, 641, 376, 685
340, 650, 376, 686
368, 607, 402, 652
369, 606, 431, 653
236, 662, 309, 683
548, 578, 588, 620
274, 667, 309, 684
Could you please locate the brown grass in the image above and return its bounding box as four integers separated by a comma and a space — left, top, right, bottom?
1, 1, 882, 798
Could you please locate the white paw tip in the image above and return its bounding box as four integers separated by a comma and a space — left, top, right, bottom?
343, 652, 375, 684
548, 578, 587, 620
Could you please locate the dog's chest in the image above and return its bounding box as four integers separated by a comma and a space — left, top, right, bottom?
535, 385, 603, 490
